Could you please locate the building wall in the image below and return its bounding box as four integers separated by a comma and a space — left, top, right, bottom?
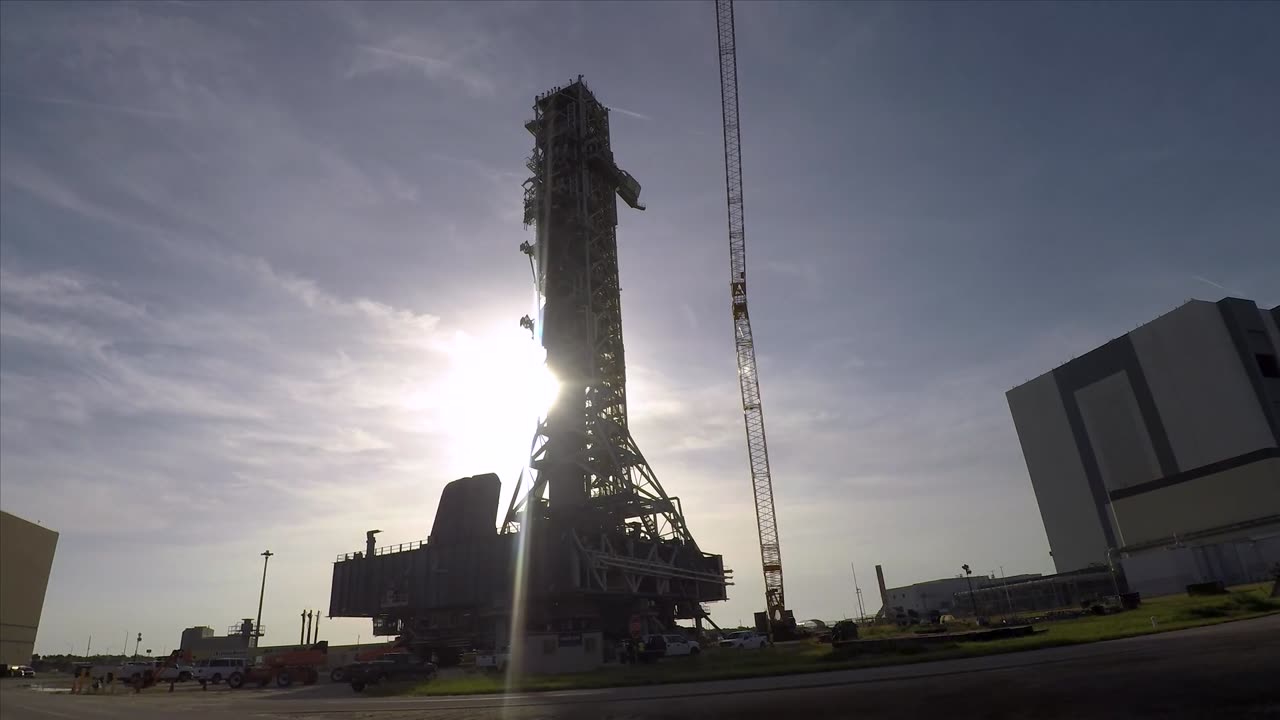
1112, 459, 1280, 546
1074, 370, 1163, 492
881, 577, 975, 616
1121, 534, 1280, 596
1009, 298, 1280, 575
1129, 300, 1275, 471
183, 634, 251, 662
0, 511, 59, 666
1008, 373, 1109, 572
519, 631, 603, 674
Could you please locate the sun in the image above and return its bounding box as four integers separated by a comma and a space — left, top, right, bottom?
408, 325, 559, 482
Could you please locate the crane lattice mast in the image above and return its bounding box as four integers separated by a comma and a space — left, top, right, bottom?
715, 0, 786, 634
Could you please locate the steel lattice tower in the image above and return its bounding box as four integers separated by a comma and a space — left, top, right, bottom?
505, 78, 715, 567
716, 0, 787, 633
328, 77, 727, 654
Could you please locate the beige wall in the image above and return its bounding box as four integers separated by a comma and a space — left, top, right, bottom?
1112, 458, 1280, 546
1075, 370, 1162, 491
1130, 300, 1275, 470
0, 511, 59, 666
1008, 373, 1109, 572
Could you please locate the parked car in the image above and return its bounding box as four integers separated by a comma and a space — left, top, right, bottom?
662, 635, 701, 657
718, 631, 769, 649
193, 657, 248, 684
348, 652, 437, 693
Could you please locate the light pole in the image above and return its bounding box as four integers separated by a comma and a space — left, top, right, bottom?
133, 633, 142, 659
1105, 548, 1122, 599
962, 564, 979, 620
1000, 566, 1014, 616
256, 550, 273, 647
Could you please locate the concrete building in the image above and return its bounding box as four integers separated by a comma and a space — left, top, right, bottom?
955, 567, 1121, 616
876, 569, 1042, 619
178, 621, 253, 662
1007, 297, 1280, 591
880, 577, 976, 618
0, 511, 59, 667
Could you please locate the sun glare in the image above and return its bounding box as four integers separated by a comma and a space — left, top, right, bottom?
408, 325, 558, 483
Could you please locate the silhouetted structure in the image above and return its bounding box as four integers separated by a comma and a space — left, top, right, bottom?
330, 80, 727, 667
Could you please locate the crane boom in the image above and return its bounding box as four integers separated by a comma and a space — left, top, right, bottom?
715, 0, 786, 633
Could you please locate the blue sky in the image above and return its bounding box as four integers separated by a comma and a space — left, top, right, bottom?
2, 1, 1277, 654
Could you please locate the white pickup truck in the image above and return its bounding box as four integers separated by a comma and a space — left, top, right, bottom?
90, 660, 192, 685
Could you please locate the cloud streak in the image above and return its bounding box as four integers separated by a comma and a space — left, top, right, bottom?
0, 91, 185, 120
347, 44, 496, 98
1190, 275, 1244, 297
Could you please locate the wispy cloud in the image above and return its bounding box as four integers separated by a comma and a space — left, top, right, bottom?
1190, 275, 1244, 297
346, 43, 496, 98
0, 91, 185, 120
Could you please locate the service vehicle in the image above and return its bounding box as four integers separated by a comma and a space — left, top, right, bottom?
348, 652, 437, 692
192, 657, 247, 684
328, 644, 399, 682
718, 631, 769, 649
662, 635, 700, 657
231, 642, 327, 689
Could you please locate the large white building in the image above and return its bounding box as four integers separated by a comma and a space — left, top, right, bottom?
1007, 298, 1280, 591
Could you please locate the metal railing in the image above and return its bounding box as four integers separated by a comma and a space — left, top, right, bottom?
334, 539, 426, 562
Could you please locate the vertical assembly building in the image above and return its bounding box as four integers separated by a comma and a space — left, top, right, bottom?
1007, 298, 1280, 592
0, 511, 59, 667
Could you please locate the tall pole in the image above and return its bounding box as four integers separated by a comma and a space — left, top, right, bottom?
256, 550, 273, 648
300, 610, 307, 645
133, 633, 142, 659
962, 564, 979, 619
1000, 566, 1014, 615
86, 635, 92, 657
850, 563, 866, 620
1106, 548, 1122, 598
123, 631, 129, 660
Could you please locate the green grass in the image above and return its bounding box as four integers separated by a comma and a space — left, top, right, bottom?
395, 582, 1279, 697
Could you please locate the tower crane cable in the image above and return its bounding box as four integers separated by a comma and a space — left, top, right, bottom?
715, 0, 787, 636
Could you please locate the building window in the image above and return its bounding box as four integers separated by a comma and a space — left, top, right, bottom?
1257, 354, 1280, 379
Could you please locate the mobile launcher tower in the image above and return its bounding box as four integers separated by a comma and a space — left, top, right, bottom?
329, 78, 728, 661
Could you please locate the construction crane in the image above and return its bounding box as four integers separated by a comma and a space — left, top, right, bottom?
715, 0, 791, 639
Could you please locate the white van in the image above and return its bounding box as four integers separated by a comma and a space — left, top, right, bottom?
192, 657, 247, 684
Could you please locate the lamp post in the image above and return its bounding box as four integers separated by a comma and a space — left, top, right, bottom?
962, 564, 979, 620
1000, 566, 1014, 616
256, 550, 273, 647
1105, 548, 1122, 599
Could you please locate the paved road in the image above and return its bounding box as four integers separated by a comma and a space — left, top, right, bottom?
4, 615, 1278, 719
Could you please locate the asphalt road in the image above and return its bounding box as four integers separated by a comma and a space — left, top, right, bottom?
4, 614, 1278, 719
